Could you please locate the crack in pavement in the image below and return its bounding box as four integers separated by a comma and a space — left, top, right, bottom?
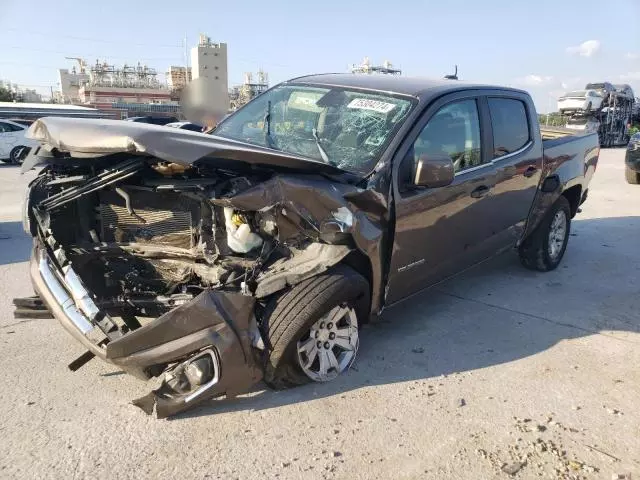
0, 318, 47, 330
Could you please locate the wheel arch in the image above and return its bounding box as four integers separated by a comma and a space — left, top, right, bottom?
562, 184, 582, 218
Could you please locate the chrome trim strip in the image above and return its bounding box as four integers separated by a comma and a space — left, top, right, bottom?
62, 266, 101, 321
184, 349, 221, 403
454, 141, 533, 177
491, 141, 533, 162
38, 252, 94, 335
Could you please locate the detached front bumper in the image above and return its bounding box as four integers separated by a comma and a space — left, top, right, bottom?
30, 243, 263, 417
31, 247, 111, 360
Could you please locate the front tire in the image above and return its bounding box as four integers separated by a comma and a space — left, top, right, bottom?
519, 196, 571, 271
626, 166, 640, 184
262, 265, 370, 389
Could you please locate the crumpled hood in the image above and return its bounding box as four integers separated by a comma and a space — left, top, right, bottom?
26, 117, 345, 174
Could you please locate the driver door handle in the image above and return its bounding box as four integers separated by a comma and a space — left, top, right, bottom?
470, 185, 490, 198
524, 166, 538, 178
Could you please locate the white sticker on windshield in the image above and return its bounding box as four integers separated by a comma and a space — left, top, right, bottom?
347, 98, 396, 113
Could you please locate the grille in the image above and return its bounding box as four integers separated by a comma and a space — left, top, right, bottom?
100, 204, 194, 248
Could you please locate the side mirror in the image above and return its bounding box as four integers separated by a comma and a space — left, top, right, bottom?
414, 154, 455, 188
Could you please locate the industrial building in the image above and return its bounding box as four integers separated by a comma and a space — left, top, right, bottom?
350, 57, 401, 75
56, 58, 176, 118
190, 34, 229, 114
51, 33, 231, 118
229, 70, 269, 111
166, 66, 192, 92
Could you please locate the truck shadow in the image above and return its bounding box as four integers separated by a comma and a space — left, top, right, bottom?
175, 214, 640, 419
0, 222, 32, 266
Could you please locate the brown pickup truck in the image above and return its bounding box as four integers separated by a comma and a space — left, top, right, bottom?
17, 74, 599, 417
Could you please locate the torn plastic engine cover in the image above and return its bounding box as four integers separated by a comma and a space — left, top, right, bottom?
31, 159, 387, 417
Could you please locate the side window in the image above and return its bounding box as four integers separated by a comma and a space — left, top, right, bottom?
487, 98, 530, 158
6, 123, 24, 132
405, 99, 482, 182
0, 122, 9, 133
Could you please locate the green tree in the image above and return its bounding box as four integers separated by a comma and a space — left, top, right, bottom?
0, 86, 15, 102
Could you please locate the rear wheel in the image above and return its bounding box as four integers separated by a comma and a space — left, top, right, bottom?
262, 265, 369, 389
626, 166, 640, 184
519, 196, 571, 272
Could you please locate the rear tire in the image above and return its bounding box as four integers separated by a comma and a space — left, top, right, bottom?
626, 166, 640, 184
519, 196, 571, 272
262, 265, 369, 390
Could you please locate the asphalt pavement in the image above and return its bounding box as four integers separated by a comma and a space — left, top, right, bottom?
0, 148, 638, 480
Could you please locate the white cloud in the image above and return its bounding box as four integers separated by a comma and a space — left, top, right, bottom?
620, 72, 640, 81
566, 40, 601, 57
560, 77, 582, 90
625, 52, 640, 60
517, 74, 554, 87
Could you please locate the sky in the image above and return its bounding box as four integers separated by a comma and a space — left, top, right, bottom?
1, 0, 639, 113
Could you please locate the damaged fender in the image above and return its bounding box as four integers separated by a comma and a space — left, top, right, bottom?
106, 290, 263, 418
214, 175, 390, 313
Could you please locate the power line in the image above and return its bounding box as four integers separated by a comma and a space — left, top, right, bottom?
2, 27, 183, 48
4, 45, 183, 62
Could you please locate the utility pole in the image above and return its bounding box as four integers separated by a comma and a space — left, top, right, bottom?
184, 33, 188, 69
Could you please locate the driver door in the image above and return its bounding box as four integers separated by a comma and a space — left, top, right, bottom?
386, 93, 498, 304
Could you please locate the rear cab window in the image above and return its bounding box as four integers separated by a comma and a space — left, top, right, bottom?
487, 98, 530, 159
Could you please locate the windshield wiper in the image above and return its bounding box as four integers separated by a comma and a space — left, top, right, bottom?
311, 128, 331, 164
263, 100, 278, 150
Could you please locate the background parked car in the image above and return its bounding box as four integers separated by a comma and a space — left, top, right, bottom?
625, 132, 640, 184
557, 90, 603, 114
8, 119, 35, 127
125, 116, 179, 126
565, 116, 600, 134
613, 84, 635, 100
165, 121, 203, 132
585, 82, 615, 103
0, 119, 36, 164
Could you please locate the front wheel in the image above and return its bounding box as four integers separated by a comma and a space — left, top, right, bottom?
519, 196, 571, 271
262, 265, 370, 389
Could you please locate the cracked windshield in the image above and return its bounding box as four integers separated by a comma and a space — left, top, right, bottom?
214, 85, 413, 174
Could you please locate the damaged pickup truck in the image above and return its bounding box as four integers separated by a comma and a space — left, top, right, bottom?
17, 74, 599, 417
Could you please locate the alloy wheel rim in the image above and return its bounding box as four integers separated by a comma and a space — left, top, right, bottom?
296, 305, 359, 382
548, 210, 567, 260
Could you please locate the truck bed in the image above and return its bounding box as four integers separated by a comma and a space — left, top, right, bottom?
542, 131, 599, 193
540, 126, 579, 141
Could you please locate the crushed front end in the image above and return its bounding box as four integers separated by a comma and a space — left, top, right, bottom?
18, 122, 387, 417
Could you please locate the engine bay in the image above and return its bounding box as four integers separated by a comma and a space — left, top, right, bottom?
29, 157, 317, 324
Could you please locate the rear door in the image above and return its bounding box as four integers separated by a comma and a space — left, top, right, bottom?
485, 95, 543, 242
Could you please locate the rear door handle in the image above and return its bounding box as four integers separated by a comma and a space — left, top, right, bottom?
470, 185, 490, 198
524, 166, 538, 178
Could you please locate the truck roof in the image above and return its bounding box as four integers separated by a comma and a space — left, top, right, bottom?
287, 73, 525, 100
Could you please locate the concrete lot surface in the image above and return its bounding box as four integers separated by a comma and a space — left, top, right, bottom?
0, 148, 638, 479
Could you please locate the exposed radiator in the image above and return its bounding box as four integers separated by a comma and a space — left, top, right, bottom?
100, 203, 194, 248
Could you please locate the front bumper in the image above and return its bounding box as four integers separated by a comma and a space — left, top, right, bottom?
31, 247, 110, 360
30, 243, 263, 417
